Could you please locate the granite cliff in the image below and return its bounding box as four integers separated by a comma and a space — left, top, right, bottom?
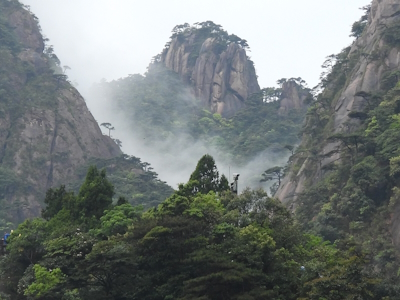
0, 0, 122, 220
275, 0, 400, 255
161, 22, 260, 117
278, 79, 309, 115
276, 0, 400, 203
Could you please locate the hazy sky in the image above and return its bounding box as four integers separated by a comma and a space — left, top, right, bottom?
21, 0, 370, 92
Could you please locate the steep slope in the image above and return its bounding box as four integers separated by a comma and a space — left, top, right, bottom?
0, 0, 121, 220
273, 0, 400, 289
161, 22, 260, 117
0, 0, 173, 223
277, 0, 400, 203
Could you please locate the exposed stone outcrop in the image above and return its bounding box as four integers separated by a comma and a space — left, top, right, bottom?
278, 81, 308, 115
333, 0, 400, 133
0, 2, 121, 219
162, 34, 260, 117
8, 8, 44, 52
276, 0, 400, 203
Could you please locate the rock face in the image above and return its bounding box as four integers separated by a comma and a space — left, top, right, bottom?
162, 35, 260, 117
276, 0, 400, 202
278, 81, 308, 115
0, 1, 121, 219
333, 0, 400, 133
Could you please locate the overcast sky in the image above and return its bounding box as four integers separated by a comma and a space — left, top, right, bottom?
21, 0, 370, 93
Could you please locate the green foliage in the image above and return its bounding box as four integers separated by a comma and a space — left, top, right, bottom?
349, 5, 370, 38
41, 186, 75, 220
0, 1, 22, 52
292, 49, 400, 296
92, 203, 142, 237
2, 157, 378, 299
24, 264, 65, 298
383, 20, 400, 46
188, 154, 228, 194
70, 154, 174, 209
76, 166, 114, 221
260, 166, 284, 184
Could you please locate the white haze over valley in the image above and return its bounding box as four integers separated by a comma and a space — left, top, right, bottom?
21, 0, 370, 191
90, 83, 289, 191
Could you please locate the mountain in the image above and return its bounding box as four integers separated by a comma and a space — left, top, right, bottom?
161, 21, 260, 118
90, 22, 310, 191
0, 0, 172, 224
4, 1, 400, 298
277, 0, 400, 203
273, 0, 400, 285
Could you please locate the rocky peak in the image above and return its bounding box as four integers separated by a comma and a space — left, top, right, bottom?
161, 23, 260, 117
278, 80, 309, 115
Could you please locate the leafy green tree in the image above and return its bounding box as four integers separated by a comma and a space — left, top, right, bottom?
350, 5, 370, 38
24, 265, 65, 299
0, 218, 48, 298
303, 250, 378, 299
79, 238, 136, 299
93, 203, 142, 237
219, 174, 229, 192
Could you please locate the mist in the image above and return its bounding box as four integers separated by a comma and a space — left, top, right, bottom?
87, 76, 289, 193
19, 0, 370, 192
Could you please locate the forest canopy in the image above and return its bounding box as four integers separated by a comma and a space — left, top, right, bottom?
0, 155, 388, 299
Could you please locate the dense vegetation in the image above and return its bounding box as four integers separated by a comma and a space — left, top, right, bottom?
0, 156, 384, 299
69, 155, 173, 209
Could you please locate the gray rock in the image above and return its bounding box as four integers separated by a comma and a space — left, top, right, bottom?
162, 34, 260, 117
8, 9, 44, 53
278, 81, 308, 115
276, 0, 400, 205
0, 4, 121, 219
